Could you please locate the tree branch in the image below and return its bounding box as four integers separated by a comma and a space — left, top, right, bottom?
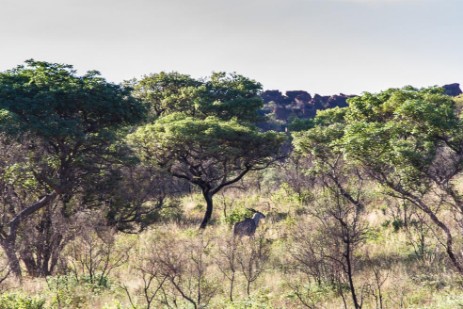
8, 192, 57, 241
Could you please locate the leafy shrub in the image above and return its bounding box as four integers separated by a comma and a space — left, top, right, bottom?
0, 293, 45, 309
224, 207, 252, 225
80, 274, 111, 289
392, 218, 404, 231
158, 198, 184, 221
46, 274, 113, 308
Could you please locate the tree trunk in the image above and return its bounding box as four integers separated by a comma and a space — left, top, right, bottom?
229, 271, 235, 302
387, 185, 463, 276
0, 239, 22, 278
345, 241, 361, 309
404, 194, 463, 276
20, 225, 63, 277
200, 191, 214, 229
21, 253, 39, 277
0, 193, 57, 278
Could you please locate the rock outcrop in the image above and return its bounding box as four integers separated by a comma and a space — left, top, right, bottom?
443, 83, 462, 97
260, 83, 461, 132
260, 90, 353, 121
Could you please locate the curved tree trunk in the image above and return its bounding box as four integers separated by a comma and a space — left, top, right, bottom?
422, 205, 463, 275
0, 193, 57, 278
200, 191, 214, 229
392, 186, 463, 276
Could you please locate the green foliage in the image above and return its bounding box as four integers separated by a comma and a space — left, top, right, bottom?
295, 86, 463, 195
225, 207, 253, 225
0, 59, 145, 198
0, 59, 147, 277
287, 117, 313, 132
314, 106, 347, 126
292, 108, 349, 175
197, 72, 264, 123
100, 300, 125, 309
341, 87, 461, 191
392, 219, 404, 231
132, 71, 200, 119
285, 283, 336, 308
133, 71, 263, 124
0, 293, 45, 309
454, 94, 463, 113
0, 109, 20, 134
131, 114, 285, 169
80, 274, 111, 289
2, 163, 37, 190
157, 198, 184, 222
270, 183, 312, 207
222, 298, 274, 308
46, 274, 112, 308
130, 106, 285, 227
0, 59, 145, 139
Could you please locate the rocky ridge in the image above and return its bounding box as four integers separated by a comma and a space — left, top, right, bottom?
260, 83, 462, 130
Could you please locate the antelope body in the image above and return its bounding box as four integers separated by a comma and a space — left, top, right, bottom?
233, 209, 266, 237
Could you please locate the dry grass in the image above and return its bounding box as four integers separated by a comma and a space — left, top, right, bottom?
2, 187, 463, 309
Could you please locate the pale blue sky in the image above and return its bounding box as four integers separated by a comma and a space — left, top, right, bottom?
0, 0, 461, 94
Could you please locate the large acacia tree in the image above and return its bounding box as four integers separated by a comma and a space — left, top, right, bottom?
131, 72, 286, 228
0, 60, 145, 277
296, 86, 463, 276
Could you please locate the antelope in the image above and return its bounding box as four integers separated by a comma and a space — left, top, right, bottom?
233, 208, 266, 237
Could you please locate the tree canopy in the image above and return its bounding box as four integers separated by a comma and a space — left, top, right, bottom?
130, 72, 286, 228
133, 71, 264, 123
294, 86, 463, 275
0, 59, 145, 276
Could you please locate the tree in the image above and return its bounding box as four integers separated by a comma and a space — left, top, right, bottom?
342, 87, 463, 274
293, 107, 368, 309
0, 60, 145, 277
131, 72, 286, 228
130, 113, 285, 228
290, 193, 368, 309
298, 86, 463, 276
127, 233, 219, 308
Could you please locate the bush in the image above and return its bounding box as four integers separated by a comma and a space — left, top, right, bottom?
0, 293, 45, 309
224, 207, 252, 225
158, 198, 184, 222
46, 274, 113, 308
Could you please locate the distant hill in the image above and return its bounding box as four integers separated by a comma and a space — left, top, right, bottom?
260, 83, 462, 131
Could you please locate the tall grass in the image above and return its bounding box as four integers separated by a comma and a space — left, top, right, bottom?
2, 184, 463, 308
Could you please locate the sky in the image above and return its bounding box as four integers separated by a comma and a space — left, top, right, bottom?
0, 0, 462, 95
